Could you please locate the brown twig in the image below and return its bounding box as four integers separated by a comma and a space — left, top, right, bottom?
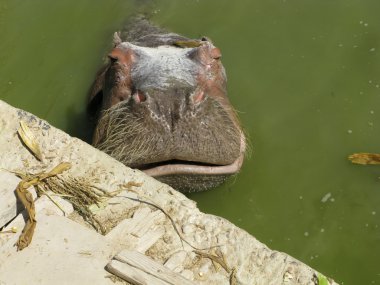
119, 190, 223, 252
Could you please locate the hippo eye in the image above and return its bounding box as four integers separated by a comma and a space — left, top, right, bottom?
108, 50, 120, 63
109, 56, 117, 64
108, 48, 135, 66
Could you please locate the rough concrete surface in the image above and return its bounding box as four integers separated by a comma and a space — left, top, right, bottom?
0, 100, 338, 285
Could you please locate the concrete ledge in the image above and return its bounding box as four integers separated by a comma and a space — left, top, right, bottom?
0, 100, 337, 285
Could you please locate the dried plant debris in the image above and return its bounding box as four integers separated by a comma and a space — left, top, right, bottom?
17, 120, 43, 161
14, 162, 71, 250
194, 249, 237, 284
14, 120, 167, 251
348, 153, 380, 165
43, 176, 112, 234
13, 118, 141, 247
194, 250, 229, 272
35, 184, 68, 215
12, 162, 131, 249
14, 119, 114, 237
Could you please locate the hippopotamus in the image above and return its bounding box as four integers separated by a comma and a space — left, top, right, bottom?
88, 17, 246, 192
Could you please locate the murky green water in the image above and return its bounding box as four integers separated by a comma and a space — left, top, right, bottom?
1, 1, 380, 284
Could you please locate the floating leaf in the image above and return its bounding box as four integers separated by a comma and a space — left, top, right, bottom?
348, 153, 380, 165
18, 120, 43, 161
317, 273, 329, 285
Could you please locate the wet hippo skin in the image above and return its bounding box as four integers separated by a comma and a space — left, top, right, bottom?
88, 17, 246, 192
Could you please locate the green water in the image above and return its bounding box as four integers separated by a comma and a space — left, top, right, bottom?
1, 1, 380, 284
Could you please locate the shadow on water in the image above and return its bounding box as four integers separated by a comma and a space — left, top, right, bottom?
65, 103, 95, 144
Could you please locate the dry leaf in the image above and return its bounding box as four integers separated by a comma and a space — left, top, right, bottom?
18, 120, 43, 161
14, 162, 72, 250
45, 162, 72, 177
348, 153, 380, 165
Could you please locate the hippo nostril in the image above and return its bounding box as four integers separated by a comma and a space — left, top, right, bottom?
132, 90, 147, 103
210, 47, 221, 59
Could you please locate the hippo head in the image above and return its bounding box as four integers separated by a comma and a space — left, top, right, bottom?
88, 32, 246, 192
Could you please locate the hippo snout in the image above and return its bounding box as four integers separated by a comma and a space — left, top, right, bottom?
88, 18, 246, 192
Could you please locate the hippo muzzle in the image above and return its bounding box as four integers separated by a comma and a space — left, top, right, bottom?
88, 19, 246, 192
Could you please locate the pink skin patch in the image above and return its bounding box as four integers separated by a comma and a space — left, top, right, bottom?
192, 89, 205, 104
107, 47, 137, 107
133, 90, 146, 103
108, 48, 135, 66
210, 47, 221, 59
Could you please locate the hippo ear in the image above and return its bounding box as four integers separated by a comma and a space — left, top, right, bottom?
113, 32, 122, 46
87, 64, 108, 116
